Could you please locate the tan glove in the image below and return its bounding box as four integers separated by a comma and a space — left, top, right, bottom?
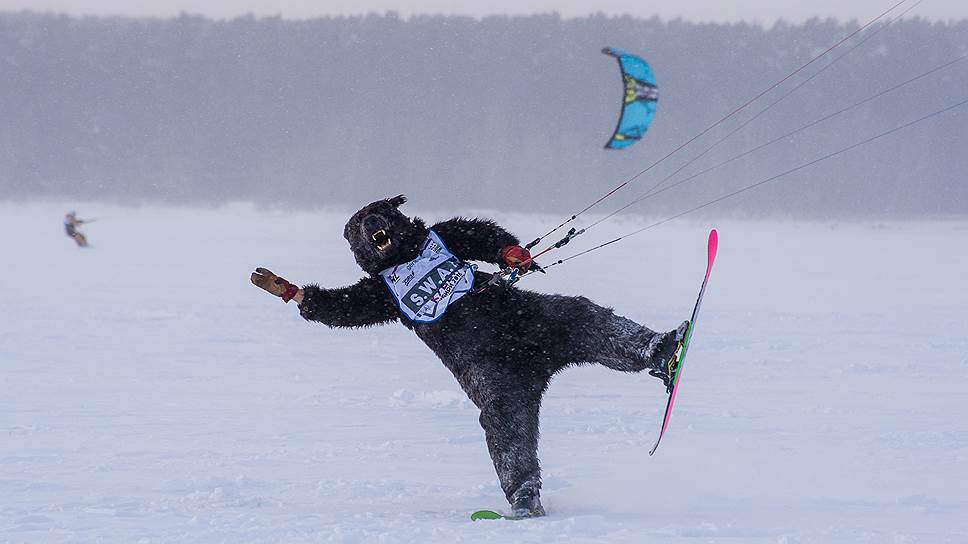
251, 267, 300, 303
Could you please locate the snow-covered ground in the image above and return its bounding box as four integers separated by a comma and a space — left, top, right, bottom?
1, 202, 966, 543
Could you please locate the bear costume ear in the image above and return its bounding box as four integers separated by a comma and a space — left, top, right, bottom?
387, 194, 407, 208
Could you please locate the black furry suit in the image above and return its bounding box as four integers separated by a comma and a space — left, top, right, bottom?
296, 197, 677, 514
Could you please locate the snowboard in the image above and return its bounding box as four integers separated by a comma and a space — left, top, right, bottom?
649, 228, 718, 456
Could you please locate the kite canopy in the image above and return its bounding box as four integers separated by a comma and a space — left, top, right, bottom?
602, 47, 658, 150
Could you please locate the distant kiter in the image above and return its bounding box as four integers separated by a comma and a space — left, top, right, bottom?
64, 211, 92, 247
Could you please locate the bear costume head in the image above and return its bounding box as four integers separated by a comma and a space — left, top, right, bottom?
343, 195, 428, 275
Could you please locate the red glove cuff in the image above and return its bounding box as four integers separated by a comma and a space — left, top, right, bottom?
274, 277, 300, 303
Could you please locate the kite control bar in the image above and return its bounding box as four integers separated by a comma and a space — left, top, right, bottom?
519, 227, 585, 269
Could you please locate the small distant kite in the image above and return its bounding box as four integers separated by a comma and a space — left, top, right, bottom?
602, 47, 658, 150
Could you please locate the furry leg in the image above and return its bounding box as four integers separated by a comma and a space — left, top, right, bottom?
594, 314, 686, 373
478, 392, 545, 516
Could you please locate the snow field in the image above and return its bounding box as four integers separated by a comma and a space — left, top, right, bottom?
1, 203, 966, 543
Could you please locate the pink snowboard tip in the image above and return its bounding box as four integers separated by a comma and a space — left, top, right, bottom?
707, 229, 718, 272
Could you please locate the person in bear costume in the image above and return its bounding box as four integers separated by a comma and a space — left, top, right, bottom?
251, 195, 687, 518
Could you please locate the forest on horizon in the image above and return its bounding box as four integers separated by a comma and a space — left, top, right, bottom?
1, 11, 966, 218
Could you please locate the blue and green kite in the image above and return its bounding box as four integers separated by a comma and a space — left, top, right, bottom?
602, 47, 658, 150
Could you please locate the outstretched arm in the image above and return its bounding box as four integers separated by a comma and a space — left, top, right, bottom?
298, 277, 399, 328
251, 268, 398, 328
432, 217, 520, 266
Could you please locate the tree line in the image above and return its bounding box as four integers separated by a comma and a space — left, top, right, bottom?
1, 11, 965, 217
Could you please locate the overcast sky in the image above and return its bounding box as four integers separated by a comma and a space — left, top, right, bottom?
1, 0, 965, 23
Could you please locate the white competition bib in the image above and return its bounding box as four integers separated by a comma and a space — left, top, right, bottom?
379, 231, 477, 323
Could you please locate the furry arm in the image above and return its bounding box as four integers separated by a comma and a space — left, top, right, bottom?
431, 218, 521, 265
298, 276, 399, 327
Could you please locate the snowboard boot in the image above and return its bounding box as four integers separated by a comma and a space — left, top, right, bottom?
648, 320, 690, 393
509, 493, 546, 519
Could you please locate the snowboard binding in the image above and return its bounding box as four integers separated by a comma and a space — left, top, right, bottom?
649, 320, 690, 394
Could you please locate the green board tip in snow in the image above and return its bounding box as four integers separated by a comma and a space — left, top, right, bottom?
470, 509, 536, 521
470, 510, 505, 521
